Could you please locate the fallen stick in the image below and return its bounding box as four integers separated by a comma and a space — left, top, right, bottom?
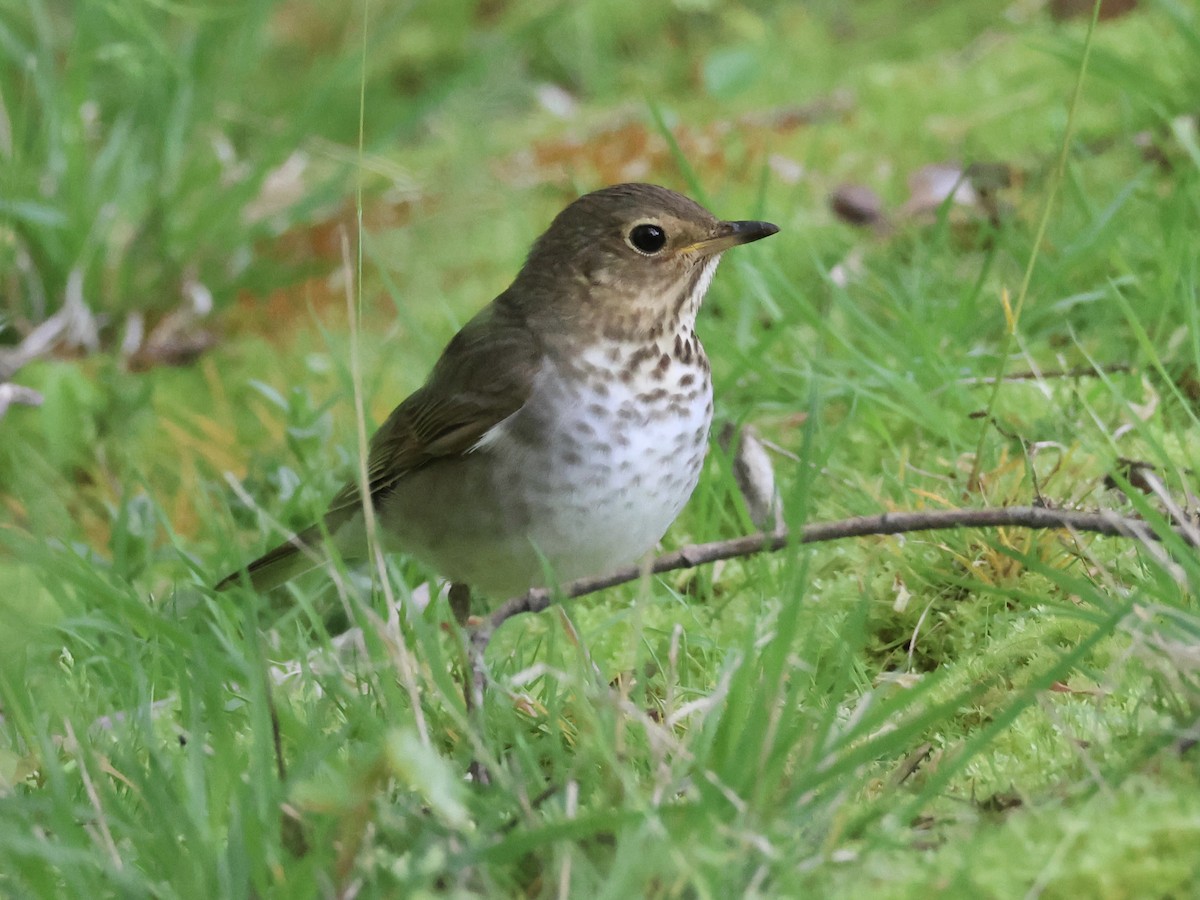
469, 504, 1177, 652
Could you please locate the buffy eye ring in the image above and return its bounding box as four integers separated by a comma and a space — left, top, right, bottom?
627, 222, 668, 255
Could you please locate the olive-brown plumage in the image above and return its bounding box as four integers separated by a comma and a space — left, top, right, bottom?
217, 184, 778, 598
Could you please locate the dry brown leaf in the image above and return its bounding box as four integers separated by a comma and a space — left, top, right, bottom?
829, 183, 887, 228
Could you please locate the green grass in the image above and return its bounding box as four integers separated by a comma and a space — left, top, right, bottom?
3, 0, 1200, 896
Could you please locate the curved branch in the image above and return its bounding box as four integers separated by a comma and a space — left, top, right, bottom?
470, 504, 1177, 651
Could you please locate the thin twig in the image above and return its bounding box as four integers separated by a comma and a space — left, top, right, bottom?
469, 504, 1174, 653
957, 363, 1133, 385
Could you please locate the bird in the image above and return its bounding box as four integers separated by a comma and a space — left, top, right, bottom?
216, 183, 778, 606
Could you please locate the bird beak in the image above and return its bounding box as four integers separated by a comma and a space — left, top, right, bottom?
683, 219, 779, 256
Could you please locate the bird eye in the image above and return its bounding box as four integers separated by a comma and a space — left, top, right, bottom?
627, 223, 667, 255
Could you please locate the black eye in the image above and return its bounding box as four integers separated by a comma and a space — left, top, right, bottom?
628, 223, 667, 255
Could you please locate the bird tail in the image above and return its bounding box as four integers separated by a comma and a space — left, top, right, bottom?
215, 527, 324, 593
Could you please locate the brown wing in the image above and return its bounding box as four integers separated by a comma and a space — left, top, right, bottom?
323, 294, 541, 529
215, 294, 540, 593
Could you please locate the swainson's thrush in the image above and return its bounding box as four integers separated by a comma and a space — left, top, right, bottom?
217, 183, 778, 599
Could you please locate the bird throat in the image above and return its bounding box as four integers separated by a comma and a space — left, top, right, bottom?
576, 254, 719, 347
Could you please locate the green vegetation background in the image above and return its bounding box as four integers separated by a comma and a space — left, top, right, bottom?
2, 0, 1200, 896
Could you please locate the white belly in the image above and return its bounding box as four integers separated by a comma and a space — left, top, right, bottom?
495, 345, 713, 581
376, 338, 713, 598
